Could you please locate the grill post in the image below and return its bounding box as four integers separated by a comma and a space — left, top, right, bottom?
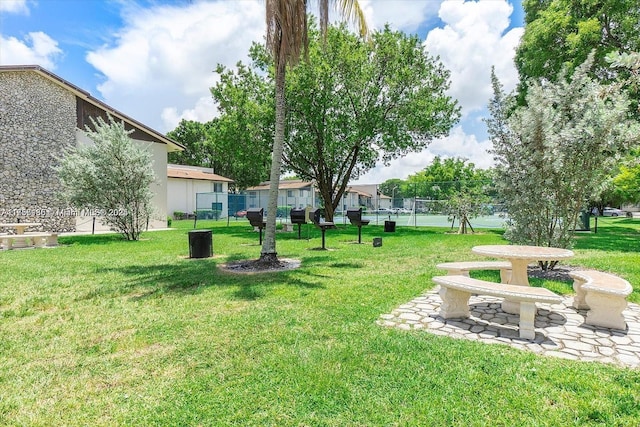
309, 208, 335, 250
346, 208, 370, 244
246, 208, 266, 245
290, 208, 308, 240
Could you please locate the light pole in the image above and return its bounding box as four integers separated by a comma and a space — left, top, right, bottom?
391, 185, 398, 209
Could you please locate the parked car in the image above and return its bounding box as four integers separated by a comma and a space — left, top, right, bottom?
602, 207, 625, 217
376, 208, 393, 214
234, 210, 247, 218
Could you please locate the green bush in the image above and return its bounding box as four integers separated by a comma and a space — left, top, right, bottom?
276, 206, 291, 218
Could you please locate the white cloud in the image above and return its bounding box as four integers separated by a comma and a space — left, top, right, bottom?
161, 95, 217, 130
78, 0, 520, 185
357, 0, 523, 184
360, 0, 442, 33
353, 126, 494, 184
424, 0, 523, 117
87, 0, 443, 134
0, 0, 29, 14
86, 0, 264, 133
0, 32, 62, 69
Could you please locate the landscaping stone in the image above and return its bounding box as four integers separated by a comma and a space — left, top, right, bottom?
378, 288, 640, 369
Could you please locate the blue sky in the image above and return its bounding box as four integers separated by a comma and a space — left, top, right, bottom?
1, 0, 525, 184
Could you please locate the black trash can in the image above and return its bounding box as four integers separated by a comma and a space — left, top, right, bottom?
580, 211, 590, 231
188, 229, 213, 258
384, 220, 396, 232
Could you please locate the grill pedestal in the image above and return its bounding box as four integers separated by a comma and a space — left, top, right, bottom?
347, 208, 370, 244
246, 208, 266, 244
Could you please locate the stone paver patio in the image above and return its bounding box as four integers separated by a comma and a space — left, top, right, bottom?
378, 287, 640, 369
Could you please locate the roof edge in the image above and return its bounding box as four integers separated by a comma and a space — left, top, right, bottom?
0, 65, 185, 152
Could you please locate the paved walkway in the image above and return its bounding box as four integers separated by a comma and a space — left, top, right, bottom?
378, 288, 640, 369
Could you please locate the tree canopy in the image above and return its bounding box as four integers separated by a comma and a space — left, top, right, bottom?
166, 117, 272, 191
214, 23, 459, 221
515, 0, 640, 90
515, 2, 640, 215
167, 120, 215, 168
404, 156, 491, 201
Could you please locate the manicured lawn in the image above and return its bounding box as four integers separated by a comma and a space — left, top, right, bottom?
1, 218, 639, 426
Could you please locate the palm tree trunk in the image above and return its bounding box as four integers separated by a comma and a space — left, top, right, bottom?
260, 60, 287, 264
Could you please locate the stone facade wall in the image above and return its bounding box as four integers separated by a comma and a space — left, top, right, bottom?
0, 71, 77, 232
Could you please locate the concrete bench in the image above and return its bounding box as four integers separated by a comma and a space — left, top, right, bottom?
436, 261, 512, 283
1, 234, 19, 250
24, 232, 58, 247
2, 232, 58, 249
570, 270, 633, 330
432, 275, 563, 339
282, 223, 294, 232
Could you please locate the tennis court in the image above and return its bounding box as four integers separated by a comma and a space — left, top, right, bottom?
332, 213, 507, 229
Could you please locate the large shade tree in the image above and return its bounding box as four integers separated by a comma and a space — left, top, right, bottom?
282, 24, 459, 221
215, 23, 459, 222
167, 57, 275, 190
515, 0, 640, 105
209, 60, 275, 189
258, 0, 368, 265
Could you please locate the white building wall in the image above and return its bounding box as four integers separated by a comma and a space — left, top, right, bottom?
167, 178, 190, 215
149, 141, 168, 228
75, 130, 169, 231
168, 178, 228, 215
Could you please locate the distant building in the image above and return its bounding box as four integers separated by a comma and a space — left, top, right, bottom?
167, 164, 233, 217
346, 184, 391, 210
245, 181, 387, 213
245, 180, 316, 210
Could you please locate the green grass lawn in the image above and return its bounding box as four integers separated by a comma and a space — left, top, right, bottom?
1, 218, 639, 426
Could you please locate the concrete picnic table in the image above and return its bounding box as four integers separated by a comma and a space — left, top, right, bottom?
0, 222, 42, 249
471, 244, 574, 313
0, 222, 42, 234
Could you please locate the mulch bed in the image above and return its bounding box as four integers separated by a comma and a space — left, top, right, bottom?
220, 258, 301, 274
527, 264, 583, 282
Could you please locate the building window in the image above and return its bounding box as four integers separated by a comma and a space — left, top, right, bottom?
287, 190, 294, 198
249, 191, 257, 199
213, 183, 223, 193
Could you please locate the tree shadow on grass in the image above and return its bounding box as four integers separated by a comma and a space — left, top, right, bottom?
328, 262, 365, 269
88, 256, 324, 302
59, 233, 129, 246
574, 225, 640, 252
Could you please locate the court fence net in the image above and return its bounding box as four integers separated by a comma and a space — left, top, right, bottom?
194, 190, 508, 230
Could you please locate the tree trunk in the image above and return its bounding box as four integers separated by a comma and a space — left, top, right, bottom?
324, 192, 336, 222
260, 60, 286, 263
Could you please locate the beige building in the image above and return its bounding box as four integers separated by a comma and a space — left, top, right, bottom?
167, 164, 233, 217
245, 181, 386, 213
245, 180, 316, 210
